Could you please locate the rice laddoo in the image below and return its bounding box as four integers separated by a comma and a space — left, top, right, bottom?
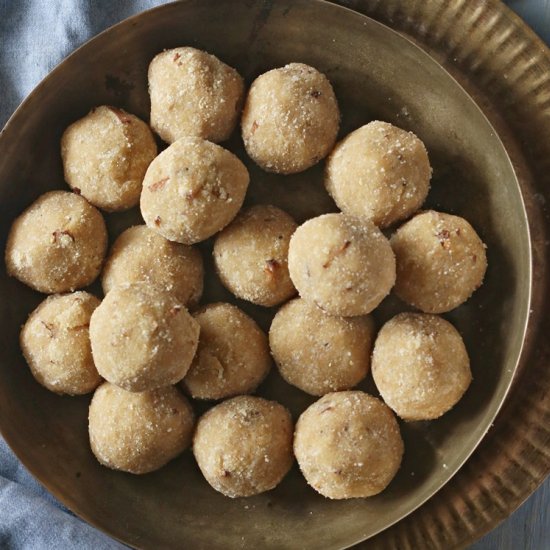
193, 396, 293, 497
294, 391, 404, 499
20, 292, 101, 395
288, 213, 395, 316
89, 283, 199, 392
181, 303, 271, 400
5, 191, 107, 293
140, 137, 249, 244
149, 47, 244, 144
61, 106, 157, 211
325, 121, 431, 227
391, 210, 487, 313
89, 382, 194, 474
241, 63, 339, 174
269, 298, 374, 395
102, 225, 203, 307
372, 313, 471, 421
213, 205, 297, 306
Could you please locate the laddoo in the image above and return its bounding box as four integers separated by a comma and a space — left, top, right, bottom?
391, 210, 487, 313
20, 292, 101, 395
241, 63, 339, 174
372, 313, 471, 421
181, 303, 271, 400
193, 396, 293, 497
61, 106, 157, 211
89, 382, 194, 474
89, 283, 199, 392
213, 205, 297, 306
288, 213, 396, 316
269, 298, 374, 395
294, 391, 404, 499
149, 47, 244, 144
5, 191, 107, 293
325, 121, 431, 227
140, 137, 249, 244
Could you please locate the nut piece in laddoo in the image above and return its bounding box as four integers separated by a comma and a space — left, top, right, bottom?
391, 210, 487, 313
89, 283, 199, 392
89, 382, 194, 474
288, 213, 395, 316
213, 205, 297, 307
325, 121, 431, 228
241, 63, 340, 174
140, 137, 249, 244
20, 292, 101, 395
294, 391, 404, 499
193, 396, 293, 497
61, 106, 157, 211
269, 298, 374, 395
372, 313, 471, 421
102, 225, 203, 307
149, 47, 244, 144
181, 303, 271, 400
5, 191, 107, 293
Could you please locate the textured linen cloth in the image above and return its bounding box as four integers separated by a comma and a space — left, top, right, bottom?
0, 1, 549, 550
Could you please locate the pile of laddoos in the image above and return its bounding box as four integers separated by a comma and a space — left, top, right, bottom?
5, 47, 487, 500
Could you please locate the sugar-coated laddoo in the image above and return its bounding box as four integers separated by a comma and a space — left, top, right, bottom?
89, 284, 199, 392
288, 213, 396, 317
149, 47, 244, 144
102, 225, 203, 307
61, 106, 157, 211
325, 121, 431, 228
89, 382, 194, 474
181, 303, 271, 400
372, 313, 471, 421
5, 191, 108, 293
269, 298, 374, 395
391, 210, 487, 313
140, 137, 249, 244
20, 292, 101, 395
193, 396, 293, 497
241, 63, 340, 174
294, 391, 404, 499
213, 205, 297, 306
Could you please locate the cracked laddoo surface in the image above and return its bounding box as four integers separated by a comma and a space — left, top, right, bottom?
181, 303, 271, 400
20, 291, 101, 395
241, 63, 339, 174
140, 137, 249, 244
193, 396, 293, 497
5, 191, 107, 293
213, 204, 297, 306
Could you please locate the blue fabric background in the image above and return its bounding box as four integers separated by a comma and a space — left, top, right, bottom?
0, 1, 548, 549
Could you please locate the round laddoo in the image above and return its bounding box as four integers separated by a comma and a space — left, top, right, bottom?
61, 106, 157, 211
193, 396, 293, 497
391, 210, 487, 313
89, 382, 194, 474
294, 391, 404, 499
140, 137, 249, 244
269, 298, 374, 395
5, 191, 108, 293
181, 303, 271, 400
288, 213, 396, 316
20, 292, 101, 395
149, 47, 244, 144
325, 121, 431, 228
89, 283, 199, 392
213, 205, 297, 306
102, 225, 203, 307
241, 63, 340, 174
372, 313, 471, 421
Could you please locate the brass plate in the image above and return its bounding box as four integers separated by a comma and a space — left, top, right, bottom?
0, 0, 541, 548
